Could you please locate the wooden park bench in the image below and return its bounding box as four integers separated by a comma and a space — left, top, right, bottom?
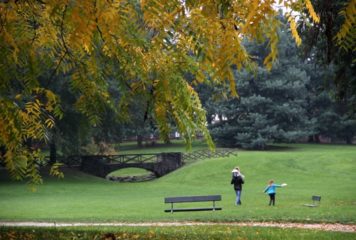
164, 195, 222, 213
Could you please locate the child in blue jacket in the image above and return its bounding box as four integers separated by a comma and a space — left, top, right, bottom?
264, 180, 287, 206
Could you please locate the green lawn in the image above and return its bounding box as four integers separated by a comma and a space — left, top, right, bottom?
1, 225, 355, 240
108, 168, 151, 177
0, 143, 355, 224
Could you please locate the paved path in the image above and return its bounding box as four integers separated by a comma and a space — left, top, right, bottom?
0, 221, 355, 233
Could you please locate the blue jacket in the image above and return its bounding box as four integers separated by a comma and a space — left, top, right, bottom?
264, 184, 281, 194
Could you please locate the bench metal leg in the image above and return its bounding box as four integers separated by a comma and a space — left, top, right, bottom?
171, 203, 173, 214
213, 201, 216, 211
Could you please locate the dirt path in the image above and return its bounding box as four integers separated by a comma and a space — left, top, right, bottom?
0, 221, 355, 233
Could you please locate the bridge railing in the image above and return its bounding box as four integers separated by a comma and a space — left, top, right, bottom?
47, 152, 181, 166
103, 154, 159, 164
182, 148, 238, 163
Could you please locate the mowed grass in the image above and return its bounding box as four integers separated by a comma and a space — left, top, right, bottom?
0, 143, 355, 224
1, 225, 355, 240
108, 168, 151, 177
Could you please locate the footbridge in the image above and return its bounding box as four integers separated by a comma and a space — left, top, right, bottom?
57, 149, 237, 179
80, 152, 182, 178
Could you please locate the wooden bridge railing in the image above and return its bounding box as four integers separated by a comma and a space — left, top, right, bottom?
182, 148, 238, 162
104, 154, 158, 164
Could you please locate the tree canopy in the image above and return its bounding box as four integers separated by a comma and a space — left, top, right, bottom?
297, 0, 356, 111
1, 0, 353, 185
203, 20, 356, 149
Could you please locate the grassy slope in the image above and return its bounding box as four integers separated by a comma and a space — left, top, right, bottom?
0, 144, 355, 223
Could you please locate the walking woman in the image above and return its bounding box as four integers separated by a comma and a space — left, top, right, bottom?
231, 167, 245, 205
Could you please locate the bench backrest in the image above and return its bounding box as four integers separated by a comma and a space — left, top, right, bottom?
312, 195, 321, 201
165, 195, 221, 203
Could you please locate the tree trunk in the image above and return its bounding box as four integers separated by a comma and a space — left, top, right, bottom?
164, 138, 171, 144
313, 134, 320, 143
0, 145, 6, 166
137, 134, 143, 148
49, 142, 57, 164
345, 136, 353, 144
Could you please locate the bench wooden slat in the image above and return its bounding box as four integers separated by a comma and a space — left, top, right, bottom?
164, 195, 221, 203
164, 207, 222, 212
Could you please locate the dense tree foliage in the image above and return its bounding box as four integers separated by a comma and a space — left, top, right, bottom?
304, 62, 356, 144
298, 0, 356, 143
299, 0, 356, 111
202, 19, 355, 149
205, 28, 313, 149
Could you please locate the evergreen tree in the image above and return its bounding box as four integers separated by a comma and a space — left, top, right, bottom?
303, 49, 356, 144
208, 26, 314, 149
